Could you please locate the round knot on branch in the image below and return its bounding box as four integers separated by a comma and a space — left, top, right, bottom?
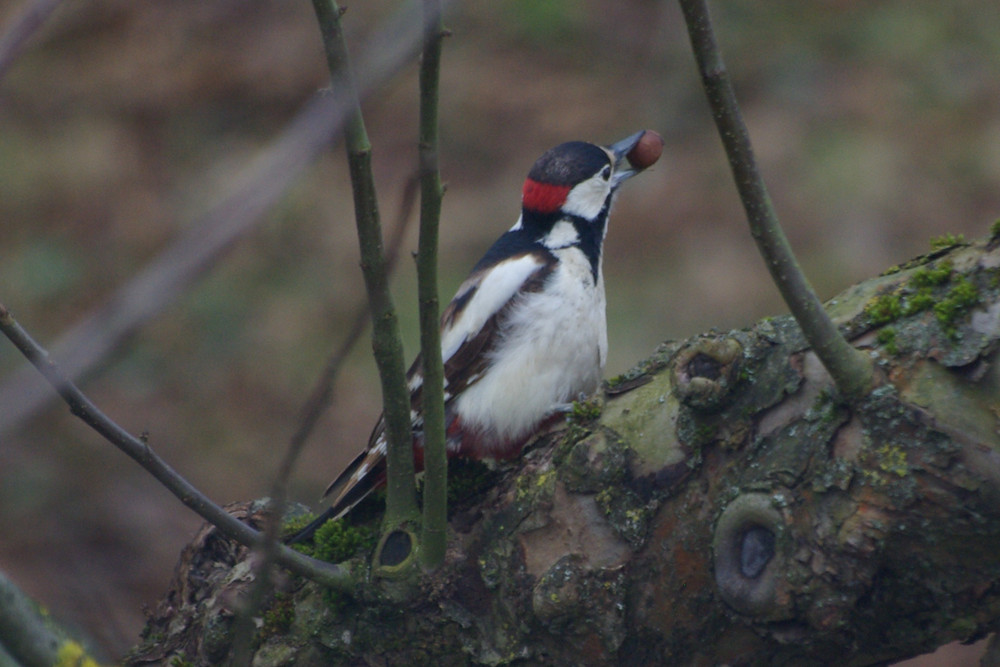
712, 493, 789, 618
375, 527, 419, 579
673, 336, 743, 410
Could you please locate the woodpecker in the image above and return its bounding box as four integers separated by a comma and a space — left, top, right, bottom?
289, 130, 657, 543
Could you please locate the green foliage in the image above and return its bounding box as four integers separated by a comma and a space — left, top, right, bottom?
902, 289, 935, 316
876, 327, 899, 355
865, 258, 979, 339
910, 260, 952, 288
933, 275, 979, 338
569, 397, 602, 422
865, 293, 902, 325
899, 261, 951, 317
929, 233, 966, 250
258, 594, 295, 643
282, 513, 317, 542
991, 219, 1000, 240
312, 518, 377, 564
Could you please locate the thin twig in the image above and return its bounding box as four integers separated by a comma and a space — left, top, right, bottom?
417, 0, 448, 570
678, 0, 873, 400
311, 0, 419, 532
0, 302, 351, 590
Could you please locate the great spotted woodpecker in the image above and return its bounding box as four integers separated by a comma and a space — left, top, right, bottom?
289, 130, 659, 543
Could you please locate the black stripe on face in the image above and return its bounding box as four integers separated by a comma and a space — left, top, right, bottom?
568, 197, 611, 282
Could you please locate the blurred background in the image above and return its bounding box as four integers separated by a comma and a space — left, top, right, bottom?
1, 0, 999, 661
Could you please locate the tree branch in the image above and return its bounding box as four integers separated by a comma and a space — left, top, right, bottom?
128, 235, 1000, 666
678, 0, 874, 400
416, 0, 448, 570
0, 568, 101, 667
310, 0, 420, 539
0, 303, 351, 591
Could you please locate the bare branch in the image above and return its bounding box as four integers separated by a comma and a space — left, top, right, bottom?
678, 0, 874, 400
310, 0, 420, 537
417, 0, 448, 570
0, 303, 351, 590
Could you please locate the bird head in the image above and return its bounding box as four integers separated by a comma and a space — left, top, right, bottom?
521, 130, 647, 225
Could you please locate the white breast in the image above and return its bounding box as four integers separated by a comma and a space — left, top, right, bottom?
453, 246, 606, 452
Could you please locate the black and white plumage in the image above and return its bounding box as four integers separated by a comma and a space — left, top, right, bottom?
288, 131, 652, 543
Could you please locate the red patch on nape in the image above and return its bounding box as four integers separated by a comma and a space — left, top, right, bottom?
522, 178, 571, 214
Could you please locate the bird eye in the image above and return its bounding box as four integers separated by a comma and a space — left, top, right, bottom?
600, 165, 611, 181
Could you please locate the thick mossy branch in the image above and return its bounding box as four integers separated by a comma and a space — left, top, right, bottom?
416, 0, 449, 570
310, 0, 419, 528
128, 236, 1000, 666
678, 0, 873, 400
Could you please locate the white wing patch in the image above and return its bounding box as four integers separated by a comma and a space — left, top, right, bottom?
440, 253, 548, 364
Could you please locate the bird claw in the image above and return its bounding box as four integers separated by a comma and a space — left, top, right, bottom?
550, 391, 593, 415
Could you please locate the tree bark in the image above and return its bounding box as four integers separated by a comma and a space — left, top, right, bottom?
126, 235, 1000, 666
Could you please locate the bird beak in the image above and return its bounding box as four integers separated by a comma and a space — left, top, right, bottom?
607, 130, 646, 185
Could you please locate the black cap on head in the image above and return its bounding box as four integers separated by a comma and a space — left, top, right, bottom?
527, 141, 610, 186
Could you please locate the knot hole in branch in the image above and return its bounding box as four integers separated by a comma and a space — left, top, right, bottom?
673, 336, 743, 410
712, 492, 791, 619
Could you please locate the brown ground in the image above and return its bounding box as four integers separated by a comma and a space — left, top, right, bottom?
1, 0, 999, 661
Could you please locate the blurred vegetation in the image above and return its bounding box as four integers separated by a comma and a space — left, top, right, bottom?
1, 0, 999, 659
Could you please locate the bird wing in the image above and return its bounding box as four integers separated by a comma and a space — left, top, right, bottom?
318, 249, 556, 521
438, 250, 555, 395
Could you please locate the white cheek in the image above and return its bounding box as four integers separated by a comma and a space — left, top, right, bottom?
561, 178, 610, 220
